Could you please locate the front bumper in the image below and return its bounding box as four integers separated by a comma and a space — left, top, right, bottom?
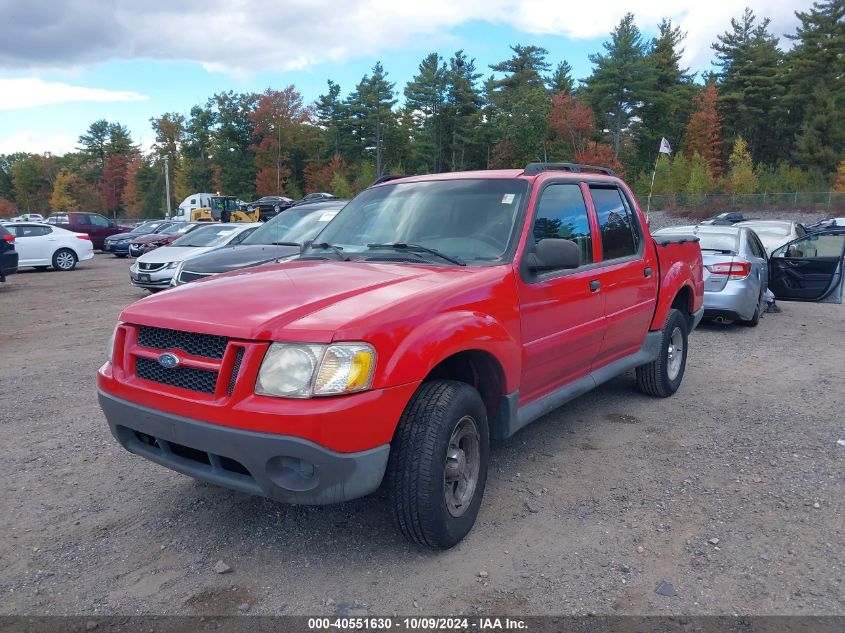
105, 241, 130, 254
129, 266, 174, 289
99, 391, 391, 504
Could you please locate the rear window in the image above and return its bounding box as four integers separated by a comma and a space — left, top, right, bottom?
698, 232, 739, 252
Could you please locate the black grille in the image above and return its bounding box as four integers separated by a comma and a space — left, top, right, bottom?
137, 325, 228, 359
136, 357, 218, 393
228, 347, 244, 396
178, 270, 209, 283
138, 261, 165, 271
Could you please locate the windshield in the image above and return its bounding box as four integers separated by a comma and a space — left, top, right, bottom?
742, 224, 790, 238
159, 222, 195, 236
135, 221, 168, 235
244, 205, 343, 246
311, 179, 528, 264
171, 225, 243, 247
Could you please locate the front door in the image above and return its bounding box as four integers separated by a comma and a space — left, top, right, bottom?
769, 231, 845, 303
12, 225, 53, 265
517, 182, 606, 404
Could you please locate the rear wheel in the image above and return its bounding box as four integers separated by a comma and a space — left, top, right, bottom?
52, 248, 77, 271
387, 380, 489, 549
636, 308, 688, 398
738, 292, 762, 327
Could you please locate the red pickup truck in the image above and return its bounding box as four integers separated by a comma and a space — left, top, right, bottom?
98, 164, 704, 548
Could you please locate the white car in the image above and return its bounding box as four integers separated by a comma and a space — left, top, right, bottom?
734, 220, 807, 256
129, 223, 260, 291
1, 222, 94, 271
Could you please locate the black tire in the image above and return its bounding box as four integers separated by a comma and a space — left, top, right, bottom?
636, 308, 688, 398
52, 248, 77, 271
387, 380, 489, 549
738, 293, 762, 327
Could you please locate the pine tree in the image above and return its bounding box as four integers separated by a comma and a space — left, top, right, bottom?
785, 0, 845, 175
487, 45, 552, 166
182, 105, 216, 193
443, 50, 483, 171
347, 62, 397, 175
712, 8, 786, 163
635, 19, 695, 175
404, 53, 448, 172
316, 80, 350, 159
548, 61, 574, 94
584, 13, 655, 160
209, 91, 259, 199
78, 120, 110, 175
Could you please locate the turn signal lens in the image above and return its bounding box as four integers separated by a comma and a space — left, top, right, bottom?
313, 344, 376, 395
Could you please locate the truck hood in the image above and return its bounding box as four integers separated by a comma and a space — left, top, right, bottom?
120, 260, 508, 342
180, 244, 300, 274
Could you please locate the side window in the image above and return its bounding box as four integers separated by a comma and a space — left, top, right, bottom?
747, 232, 765, 259
19, 225, 50, 237
532, 184, 593, 265
590, 187, 638, 260
89, 214, 111, 227
772, 234, 845, 259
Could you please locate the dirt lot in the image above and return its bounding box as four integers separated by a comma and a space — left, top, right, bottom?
1, 250, 843, 617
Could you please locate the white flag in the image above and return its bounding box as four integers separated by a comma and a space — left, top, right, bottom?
659, 137, 672, 155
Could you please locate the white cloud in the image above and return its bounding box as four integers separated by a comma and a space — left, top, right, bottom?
0, 129, 78, 155
0, 78, 148, 111
0, 0, 814, 76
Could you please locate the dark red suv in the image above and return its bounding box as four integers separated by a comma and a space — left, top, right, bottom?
44, 212, 133, 250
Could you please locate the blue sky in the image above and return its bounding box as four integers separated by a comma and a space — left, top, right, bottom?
0, 0, 812, 155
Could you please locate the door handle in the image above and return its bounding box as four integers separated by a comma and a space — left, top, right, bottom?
644, 267, 652, 277
589, 279, 601, 292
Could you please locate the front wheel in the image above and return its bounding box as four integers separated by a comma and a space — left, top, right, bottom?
386, 380, 489, 549
52, 248, 77, 271
636, 308, 688, 397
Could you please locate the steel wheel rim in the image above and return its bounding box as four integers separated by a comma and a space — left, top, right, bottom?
667, 327, 684, 380
56, 252, 74, 269
444, 415, 481, 518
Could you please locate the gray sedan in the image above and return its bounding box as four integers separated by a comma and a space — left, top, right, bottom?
653, 225, 769, 326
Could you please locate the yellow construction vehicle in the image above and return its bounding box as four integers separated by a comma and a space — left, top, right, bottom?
190, 195, 259, 223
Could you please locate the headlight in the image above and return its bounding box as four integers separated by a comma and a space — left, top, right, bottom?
170, 261, 185, 284
106, 322, 123, 361
255, 342, 376, 398
166, 261, 178, 269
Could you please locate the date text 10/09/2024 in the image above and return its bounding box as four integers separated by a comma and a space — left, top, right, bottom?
307, 618, 528, 630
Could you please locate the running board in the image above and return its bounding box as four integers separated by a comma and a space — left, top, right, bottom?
491, 331, 662, 439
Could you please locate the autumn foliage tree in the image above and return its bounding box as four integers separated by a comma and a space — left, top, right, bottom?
50, 169, 76, 211
250, 86, 311, 196
684, 83, 724, 178
304, 154, 349, 194
546, 93, 595, 159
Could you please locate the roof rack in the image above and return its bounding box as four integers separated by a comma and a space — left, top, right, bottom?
523, 162, 616, 177
370, 174, 407, 186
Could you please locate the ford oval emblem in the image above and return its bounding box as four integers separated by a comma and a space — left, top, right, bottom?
157, 353, 180, 369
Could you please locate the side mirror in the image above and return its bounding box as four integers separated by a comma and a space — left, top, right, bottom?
527, 238, 581, 272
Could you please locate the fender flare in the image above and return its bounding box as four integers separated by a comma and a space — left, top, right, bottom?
378, 310, 521, 393
650, 260, 699, 330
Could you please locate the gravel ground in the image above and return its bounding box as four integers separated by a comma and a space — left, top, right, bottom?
1, 242, 843, 617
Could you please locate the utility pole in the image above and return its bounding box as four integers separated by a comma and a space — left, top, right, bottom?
163, 156, 172, 218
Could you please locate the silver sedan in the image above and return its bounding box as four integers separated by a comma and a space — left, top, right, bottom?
653, 225, 769, 326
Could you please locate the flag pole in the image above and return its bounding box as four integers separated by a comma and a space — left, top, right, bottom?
646, 154, 660, 222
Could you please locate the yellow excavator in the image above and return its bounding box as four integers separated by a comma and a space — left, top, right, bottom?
190, 195, 259, 223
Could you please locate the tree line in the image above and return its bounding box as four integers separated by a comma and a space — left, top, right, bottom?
1, 2, 843, 219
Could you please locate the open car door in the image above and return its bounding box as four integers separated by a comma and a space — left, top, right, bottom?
769, 230, 845, 304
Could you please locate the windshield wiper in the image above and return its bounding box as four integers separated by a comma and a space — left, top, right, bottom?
366, 242, 466, 266
306, 241, 349, 261
270, 241, 300, 246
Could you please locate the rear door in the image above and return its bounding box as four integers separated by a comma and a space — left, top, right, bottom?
587, 185, 658, 367
768, 231, 845, 303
